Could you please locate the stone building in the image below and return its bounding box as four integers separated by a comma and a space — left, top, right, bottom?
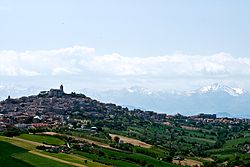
49, 85, 64, 97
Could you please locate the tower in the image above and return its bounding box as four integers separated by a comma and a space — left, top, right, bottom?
60, 84, 64, 93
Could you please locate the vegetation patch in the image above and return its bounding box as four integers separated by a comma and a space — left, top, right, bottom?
18, 134, 65, 146
109, 133, 152, 148
14, 152, 73, 167
0, 141, 33, 167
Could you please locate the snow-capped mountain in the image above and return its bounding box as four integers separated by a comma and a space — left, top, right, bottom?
0, 83, 249, 118
82, 84, 250, 118
196, 83, 247, 96
126, 86, 153, 95
118, 83, 247, 97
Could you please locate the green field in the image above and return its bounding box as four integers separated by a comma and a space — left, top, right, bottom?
208, 137, 250, 154
14, 152, 73, 167
75, 146, 181, 167
223, 137, 250, 148
0, 141, 72, 167
42, 151, 108, 167
0, 141, 33, 167
18, 134, 65, 145
0, 135, 109, 167
206, 136, 250, 163
183, 129, 216, 140
1, 127, 248, 167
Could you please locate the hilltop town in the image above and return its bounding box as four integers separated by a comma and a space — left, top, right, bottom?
0, 85, 249, 132
0, 86, 250, 167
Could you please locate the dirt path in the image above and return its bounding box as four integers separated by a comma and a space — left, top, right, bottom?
29, 150, 86, 167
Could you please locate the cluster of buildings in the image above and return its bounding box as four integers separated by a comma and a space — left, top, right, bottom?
0, 85, 249, 133
189, 113, 250, 125
0, 85, 147, 131
162, 113, 250, 132
0, 85, 69, 131
37, 144, 71, 154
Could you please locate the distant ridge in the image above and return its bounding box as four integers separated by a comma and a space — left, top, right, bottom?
82, 83, 250, 119
1, 83, 250, 118
196, 83, 247, 96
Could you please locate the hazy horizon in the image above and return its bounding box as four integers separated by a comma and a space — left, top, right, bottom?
1, 1, 250, 91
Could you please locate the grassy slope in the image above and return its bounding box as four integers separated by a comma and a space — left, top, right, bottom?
1, 129, 213, 167
75, 150, 140, 167
183, 136, 216, 144
0, 141, 73, 167
207, 137, 250, 160
42, 152, 107, 167
18, 134, 65, 145
14, 152, 73, 167
75, 146, 181, 167
0, 141, 34, 167
0, 135, 108, 167
223, 138, 250, 148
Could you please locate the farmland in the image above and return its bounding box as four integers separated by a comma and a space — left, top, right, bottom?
0, 91, 250, 166
109, 133, 152, 148
0, 135, 108, 167
0, 141, 33, 167
0, 119, 250, 167
0, 141, 72, 167
18, 134, 65, 145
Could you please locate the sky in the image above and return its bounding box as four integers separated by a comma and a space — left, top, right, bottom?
1, 0, 250, 91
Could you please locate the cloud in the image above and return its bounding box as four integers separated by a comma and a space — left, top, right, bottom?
0, 46, 250, 81
52, 67, 81, 76
0, 46, 95, 76
83, 52, 250, 79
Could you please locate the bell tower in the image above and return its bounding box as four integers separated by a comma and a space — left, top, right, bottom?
60, 84, 64, 93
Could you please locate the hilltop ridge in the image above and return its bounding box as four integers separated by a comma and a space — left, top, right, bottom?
0, 86, 250, 167
0, 85, 167, 130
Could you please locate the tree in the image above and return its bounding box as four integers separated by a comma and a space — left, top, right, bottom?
202, 161, 217, 167
114, 136, 120, 143
3, 127, 21, 137
162, 155, 173, 163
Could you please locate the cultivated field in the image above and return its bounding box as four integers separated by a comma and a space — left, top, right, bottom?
109, 133, 152, 148
19, 133, 65, 145
0, 135, 109, 167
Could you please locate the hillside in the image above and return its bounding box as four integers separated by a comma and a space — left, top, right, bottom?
0, 86, 250, 167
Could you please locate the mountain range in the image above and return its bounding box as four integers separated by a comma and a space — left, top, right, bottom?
0, 83, 249, 118
82, 83, 250, 118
